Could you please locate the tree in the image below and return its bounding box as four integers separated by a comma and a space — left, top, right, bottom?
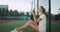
26, 12, 29, 16
2, 8, 6, 16
0, 8, 1, 16
5, 8, 9, 16
19, 12, 24, 16
13, 10, 19, 16
0, 8, 9, 16
9, 9, 14, 16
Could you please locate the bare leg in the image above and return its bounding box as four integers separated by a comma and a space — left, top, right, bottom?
29, 22, 39, 32
17, 20, 39, 32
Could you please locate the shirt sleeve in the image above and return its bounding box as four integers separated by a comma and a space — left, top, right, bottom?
39, 14, 46, 20
39, 15, 44, 19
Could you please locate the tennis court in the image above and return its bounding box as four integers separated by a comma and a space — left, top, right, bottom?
0, 20, 60, 32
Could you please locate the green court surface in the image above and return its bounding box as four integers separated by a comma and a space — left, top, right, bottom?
51, 21, 60, 32
0, 20, 60, 32
0, 20, 34, 32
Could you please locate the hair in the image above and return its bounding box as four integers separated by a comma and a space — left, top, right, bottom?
40, 6, 46, 13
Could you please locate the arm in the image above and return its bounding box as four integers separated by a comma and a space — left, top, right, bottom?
32, 13, 37, 23
31, 12, 43, 23
30, 11, 43, 23
30, 11, 37, 23
36, 18, 42, 22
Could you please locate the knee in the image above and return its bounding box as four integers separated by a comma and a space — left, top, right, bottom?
35, 30, 39, 32
29, 20, 33, 23
35, 29, 39, 32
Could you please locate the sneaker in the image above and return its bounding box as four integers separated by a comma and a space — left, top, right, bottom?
10, 28, 18, 32
16, 27, 23, 32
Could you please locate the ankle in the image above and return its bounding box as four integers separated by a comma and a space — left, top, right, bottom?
16, 28, 19, 31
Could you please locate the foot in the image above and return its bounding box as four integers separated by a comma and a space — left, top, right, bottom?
16, 28, 20, 31
10, 28, 18, 32
16, 28, 23, 32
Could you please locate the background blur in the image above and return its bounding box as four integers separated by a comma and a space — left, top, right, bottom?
0, 0, 60, 32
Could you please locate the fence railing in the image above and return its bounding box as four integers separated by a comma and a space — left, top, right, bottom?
0, 16, 30, 20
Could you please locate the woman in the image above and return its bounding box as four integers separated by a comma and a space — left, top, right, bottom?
11, 6, 46, 32
38, 6, 46, 32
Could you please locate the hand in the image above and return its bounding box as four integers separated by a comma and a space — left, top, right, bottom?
30, 11, 34, 15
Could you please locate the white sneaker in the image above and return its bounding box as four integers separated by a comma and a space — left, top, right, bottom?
10, 28, 23, 32
10, 28, 18, 32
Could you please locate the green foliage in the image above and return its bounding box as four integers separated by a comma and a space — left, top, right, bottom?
9, 10, 26, 16
19, 12, 25, 16
9, 9, 14, 16
0, 8, 26, 16
26, 12, 29, 16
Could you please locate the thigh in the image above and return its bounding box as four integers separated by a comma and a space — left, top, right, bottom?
29, 20, 38, 26
29, 23, 39, 32
22, 20, 36, 28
